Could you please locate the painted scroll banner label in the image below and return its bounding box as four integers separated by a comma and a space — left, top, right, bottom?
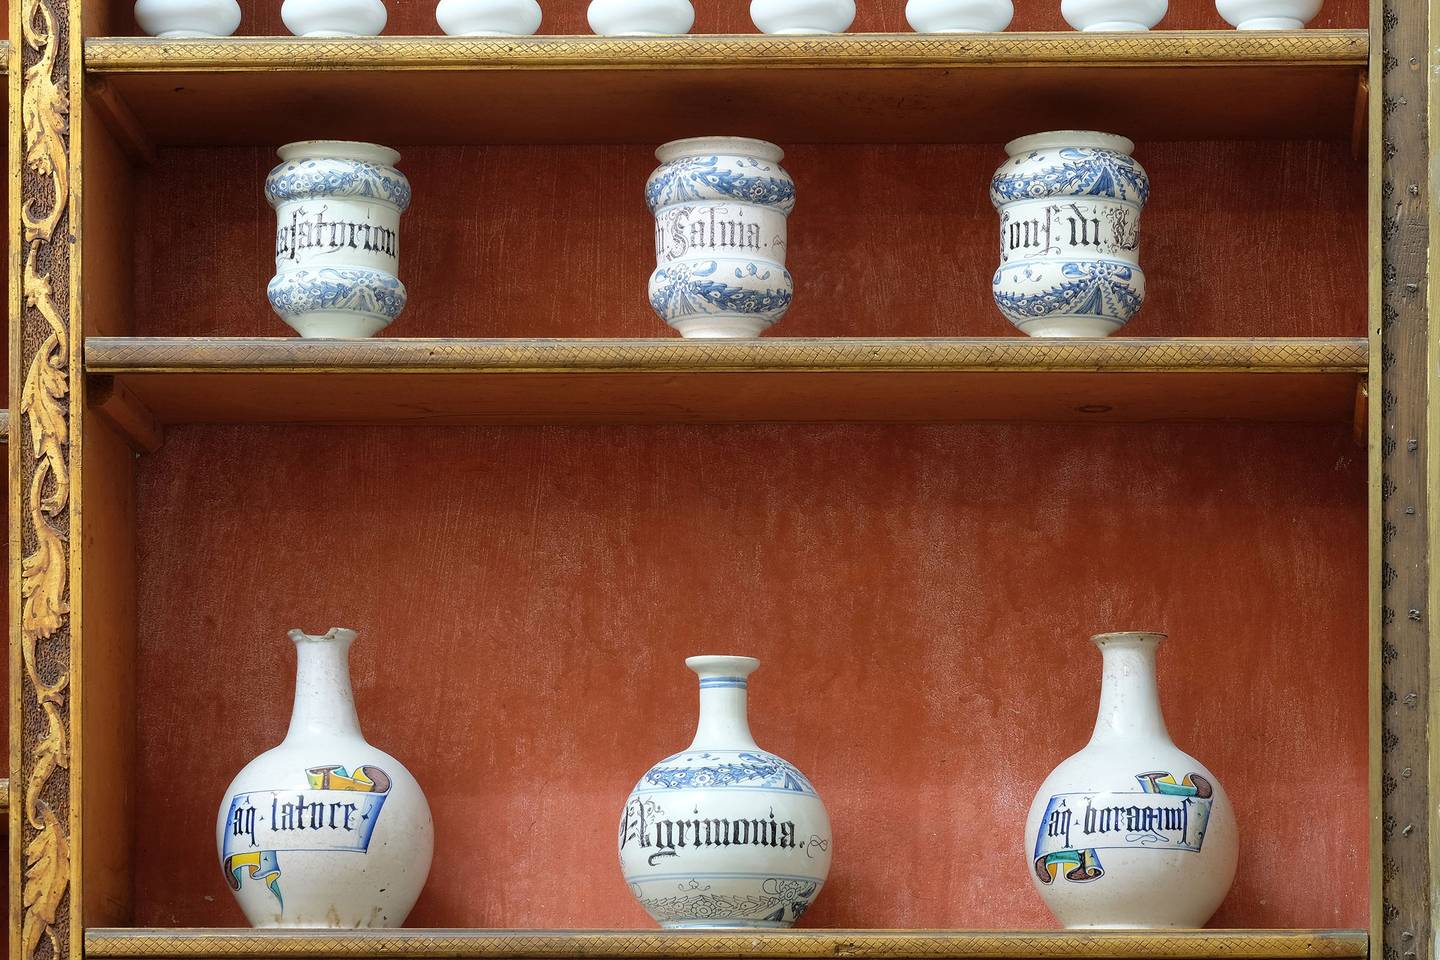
222, 764, 391, 908
1033, 771, 1214, 884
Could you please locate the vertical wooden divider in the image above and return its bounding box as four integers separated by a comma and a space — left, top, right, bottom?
77, 95, 138, 927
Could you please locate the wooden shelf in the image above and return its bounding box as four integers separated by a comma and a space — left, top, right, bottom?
81, 31, 1367, 146
83, 337, 1367, 433
83, 929, 1369, 960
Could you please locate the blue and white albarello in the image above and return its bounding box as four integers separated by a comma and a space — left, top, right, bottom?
266, 140, 412, 339
619, 656, 832, 928
647, 137, 795, 338
990, 131, 1149, 337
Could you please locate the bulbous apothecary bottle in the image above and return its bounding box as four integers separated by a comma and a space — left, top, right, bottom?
1025, 632, 1238, 928
619, 656, 832, 928
216, 628, 433, 928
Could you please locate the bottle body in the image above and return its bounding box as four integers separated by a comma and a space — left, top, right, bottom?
620, 656, 832, 928
216, 628, 434, 928
1025, 633, 1238, 928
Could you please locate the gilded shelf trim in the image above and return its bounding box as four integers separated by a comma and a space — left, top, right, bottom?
82, 929, 1371, 960
83, 337, 1369, 375
82, 30, 1368, 73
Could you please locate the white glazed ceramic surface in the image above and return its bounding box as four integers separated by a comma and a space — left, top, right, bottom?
647, 137, 795, 338
905, 0, 1012, 31
1215, 0, 1320, 27
266, 140, 411, 339
437, 0, 542, 34
281, 0, 387, 35
1061, 0, 1166, 29
586, 0, 694, 35
134, 0, 241, 36
620, 656, 832, 928
990, 130, 1148, 338
217, 629, 434, 928
1025, 633, 1239, 929
750, 0, 855, 33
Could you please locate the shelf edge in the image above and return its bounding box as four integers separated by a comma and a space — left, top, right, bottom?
83, 929, 1370, 960
82, 31, 1369, 73
83, 337, 1371, 376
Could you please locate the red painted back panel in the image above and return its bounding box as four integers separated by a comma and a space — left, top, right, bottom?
131, 141, 1366, 340
131, 422, 1367, 929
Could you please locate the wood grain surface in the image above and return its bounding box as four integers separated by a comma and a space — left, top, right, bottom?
130, 421, 1367, 929
128, 140, 1366, 340
100, 0, 1367, 36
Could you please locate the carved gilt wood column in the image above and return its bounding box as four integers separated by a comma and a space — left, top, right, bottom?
10, 0, 78, 955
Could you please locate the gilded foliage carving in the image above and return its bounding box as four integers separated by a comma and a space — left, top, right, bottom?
16, 0, 73, 956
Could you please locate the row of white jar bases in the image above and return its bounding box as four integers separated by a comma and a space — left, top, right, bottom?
136, 0, 1325, 37
220, 630, 1237, 929
265, 132, 1151, 340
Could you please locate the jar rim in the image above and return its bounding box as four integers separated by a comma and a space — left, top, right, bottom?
656, 136, 784, 164
1003, 130, 1135, 157
277, 140, 403, 167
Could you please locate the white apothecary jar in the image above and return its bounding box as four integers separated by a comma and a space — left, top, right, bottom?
266, 140, 412, 339
1061, 0, 1166, 29
990, 130, 1149, 337
134, 0, 242, 36
282, 0, 387, 36
437, 0, 543, 34
905, 0, 1012, 31
647, 136, 796, 338
1215, 0, 1321, 28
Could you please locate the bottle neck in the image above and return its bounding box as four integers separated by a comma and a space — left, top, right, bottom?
688, 677, 759, 751
1088, 637, 1171, 745
283, 631, 363, 743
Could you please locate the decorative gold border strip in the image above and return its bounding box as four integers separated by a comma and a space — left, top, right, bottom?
11, 0, 74, 957
82, 30, 1368, 73
83, 337, 1369, 375
83, 929, 1371, 960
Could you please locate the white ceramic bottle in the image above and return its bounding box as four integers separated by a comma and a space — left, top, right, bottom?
750, 0, 855, 33
586, 0, 694, 35
217, 628, 434, 928
282, 0, 388, 35
266, 140, 412, 338
648, 137, 795, 338
620, 656, 832, 928
1061, 0, 1165, 29
1215, 0, 1321, 28
905, 0, 1011, 31
437, 0, 542, 34
134, 0, 242, 36
1025, 632, 1238, 928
